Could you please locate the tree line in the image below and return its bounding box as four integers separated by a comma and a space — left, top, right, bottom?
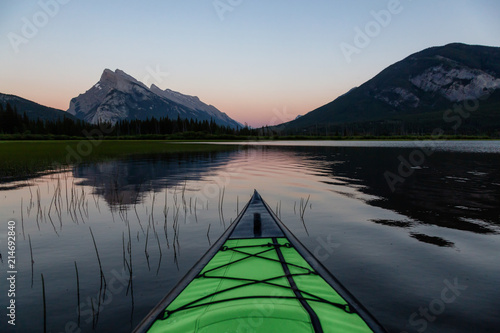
2, 101, 496, 139
0, 102, 256, 138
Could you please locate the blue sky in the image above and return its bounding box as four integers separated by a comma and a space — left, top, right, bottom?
1, 0, 499, 126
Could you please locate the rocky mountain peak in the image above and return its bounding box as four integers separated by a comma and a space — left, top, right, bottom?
67, 69, 242, 128
98, 68, 148, 92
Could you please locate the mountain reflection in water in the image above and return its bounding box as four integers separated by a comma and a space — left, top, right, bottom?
73, 145, 499, 243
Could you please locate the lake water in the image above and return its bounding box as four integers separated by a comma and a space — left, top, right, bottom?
1, 141, 499, 332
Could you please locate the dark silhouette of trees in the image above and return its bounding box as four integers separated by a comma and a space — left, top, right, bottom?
0, 102, 255, 138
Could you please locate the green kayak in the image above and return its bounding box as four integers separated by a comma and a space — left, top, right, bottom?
133, 190, 386, 332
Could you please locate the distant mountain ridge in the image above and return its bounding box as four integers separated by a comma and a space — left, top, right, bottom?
68, 69, 242, 129
0, 93, 77, 122
281, 43, 500, 134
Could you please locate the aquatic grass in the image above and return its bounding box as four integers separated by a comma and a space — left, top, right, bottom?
154, 230, 162, 275
218, 186, 226, 227
126, 221, 134, 297
206, 223, 211, 245
300, 195, 310, 220
298, 195, 311, 236
89, 226, 107, 326
21, 197, 25, 239
75, 261, 81, 326
29, 234, 34, 287
5, 155, 255, 331
41, 273, 47, 333
194, 197, 198, 223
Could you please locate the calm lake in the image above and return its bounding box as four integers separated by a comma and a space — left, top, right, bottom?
1, 140, 499, 332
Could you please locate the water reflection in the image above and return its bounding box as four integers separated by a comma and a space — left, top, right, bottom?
271, 146, 500, 238
73, 151, 236, 207
69, 145, 500, 241
410, 233, 455, 247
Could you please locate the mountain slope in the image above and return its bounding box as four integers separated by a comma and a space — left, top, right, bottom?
68, 69, 242, 128
282, 43, 500, 134
0, 93, 77, 122
149, 84, 241, 128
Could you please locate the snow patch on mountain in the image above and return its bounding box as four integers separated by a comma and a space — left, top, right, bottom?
375, 87, 420, 108
410, 65, 500, 102
90, 94, 130, 124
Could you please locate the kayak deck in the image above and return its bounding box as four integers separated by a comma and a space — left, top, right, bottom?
135, 191, 386, 333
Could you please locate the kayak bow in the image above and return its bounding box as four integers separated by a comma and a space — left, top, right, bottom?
134, 190, 386, 332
